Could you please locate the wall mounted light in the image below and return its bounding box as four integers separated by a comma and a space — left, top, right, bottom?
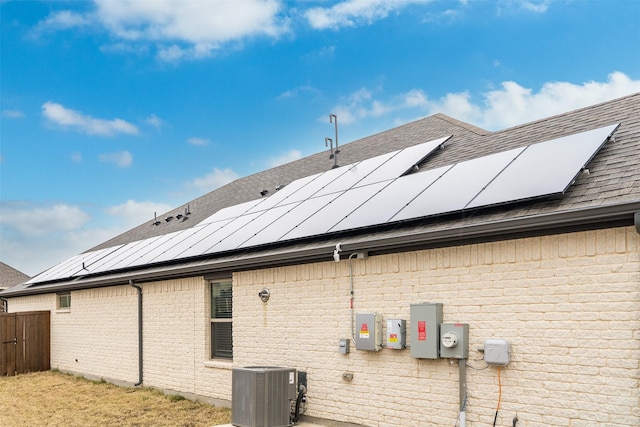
258, 288, 270, 303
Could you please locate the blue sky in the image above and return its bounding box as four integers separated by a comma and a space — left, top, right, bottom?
1, 0, 639, 276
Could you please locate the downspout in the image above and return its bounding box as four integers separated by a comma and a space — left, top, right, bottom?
129, 280, 143, 387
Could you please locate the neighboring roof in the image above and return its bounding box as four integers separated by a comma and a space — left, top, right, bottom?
3, 93, 639, 297
0, 262, 30, 290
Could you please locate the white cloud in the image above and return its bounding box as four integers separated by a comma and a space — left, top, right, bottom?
330, 72, 640, 131
304, 0, 426, 30
267, 149, 302, 168
0, 199, 174, 276
2, 109, 25, 119
434, 71, 640, 130
88, 0, 288, 60
0, 202, 91, 237
189, 167, 239, 192
42, 102, 139, 136
34, 10, 92, 33
187, 137, 211, 146
145, 114, 163, 128
98, 150, 133, 168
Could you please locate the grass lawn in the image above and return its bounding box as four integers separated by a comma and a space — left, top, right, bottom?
0, 370, 231, 427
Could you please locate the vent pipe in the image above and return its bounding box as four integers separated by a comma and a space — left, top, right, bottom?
329, 113, 339, 168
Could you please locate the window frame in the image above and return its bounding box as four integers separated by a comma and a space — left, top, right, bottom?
57, 292, 71, 311
209, 280, 233, 360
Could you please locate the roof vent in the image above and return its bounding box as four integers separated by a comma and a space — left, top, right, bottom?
260, 190, 269, 197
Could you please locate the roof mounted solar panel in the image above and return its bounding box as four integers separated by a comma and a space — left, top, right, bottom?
330, 165, 452, 232
158, 221, 232, 261
312, 152, 396, 197
281, 181, 390, 241
35, 246, 124, 283
177, 211, 265, 258
243, 192, 344, 247
218, 202, 302, 251
391, 147, 526, 222
198, 198, 265, 225
466, 124, 618, 209
88, 236, 165, 274
243, 173, 321, 214
356, 136, 449, 187
25, 252, 88, 284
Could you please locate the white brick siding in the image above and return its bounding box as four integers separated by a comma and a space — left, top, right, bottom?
8, 226, 639, 426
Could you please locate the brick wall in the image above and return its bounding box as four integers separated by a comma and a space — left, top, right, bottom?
233, 226, 640, 426
7, 226, 639, 426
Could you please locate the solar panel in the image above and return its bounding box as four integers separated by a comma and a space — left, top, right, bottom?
466, 124, 618, 209
243, 173, 321, 214
217, 202, 302, 251
198, 198, 265, 225
330, 165, 452, 232
281, 181, 390, 241
391, 147, 525, 222
88, 237, 164, 273
356, 136, 449, 187
151, 221, 230, 261
178, 211, 264, 258
243, 193, 344, 246
25, 125, 617, 285
26, 252, 88, 284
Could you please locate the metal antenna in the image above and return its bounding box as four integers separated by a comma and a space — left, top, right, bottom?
329, 113, 339, 168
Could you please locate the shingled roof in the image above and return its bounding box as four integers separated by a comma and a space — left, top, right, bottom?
3, 93, 639, 297
0, 262, 30, 290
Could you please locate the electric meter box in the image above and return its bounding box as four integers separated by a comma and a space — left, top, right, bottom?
355, 313, 383, 351
410, 303, 443, 359
439, 323, 469, 359
386, 319, 406, 349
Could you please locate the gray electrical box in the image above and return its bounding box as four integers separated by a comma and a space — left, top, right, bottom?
484, 339, 510, 366
410, 303, 443, 359
386, 319, 406, 349
339, 338, 350, 354
355, 313, 382, 351
439, 323, 469, 359
232, 366, 296, 427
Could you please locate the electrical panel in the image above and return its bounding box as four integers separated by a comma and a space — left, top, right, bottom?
386, 319, 406, 349
484, 339, 510, 366
355, 313, 382, 351
439, 323, 469, 359
410, 303, 443, 359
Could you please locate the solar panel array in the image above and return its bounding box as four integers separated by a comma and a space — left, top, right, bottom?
27, 124, 618, 285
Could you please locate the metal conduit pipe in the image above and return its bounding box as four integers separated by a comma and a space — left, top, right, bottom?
129, 280, 143, 387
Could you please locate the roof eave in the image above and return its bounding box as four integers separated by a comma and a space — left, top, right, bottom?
2, 201, 638, 298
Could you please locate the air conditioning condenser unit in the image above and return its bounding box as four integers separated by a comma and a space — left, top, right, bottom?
232, 366, 296, 427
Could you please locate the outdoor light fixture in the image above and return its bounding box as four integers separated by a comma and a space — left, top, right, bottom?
258, 288, 270, 303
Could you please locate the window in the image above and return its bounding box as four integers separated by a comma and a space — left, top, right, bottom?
210, 281, 232, 359
57, 292, 71, 310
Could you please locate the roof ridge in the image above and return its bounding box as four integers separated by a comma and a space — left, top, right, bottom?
432, 113, 491, 136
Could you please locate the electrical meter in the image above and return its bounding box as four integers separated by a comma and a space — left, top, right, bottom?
439, 323, 469, 359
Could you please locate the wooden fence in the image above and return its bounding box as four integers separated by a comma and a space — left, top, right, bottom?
0, 311, 50, 376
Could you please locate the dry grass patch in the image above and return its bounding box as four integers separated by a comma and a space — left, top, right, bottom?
0, 370, 230, 427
